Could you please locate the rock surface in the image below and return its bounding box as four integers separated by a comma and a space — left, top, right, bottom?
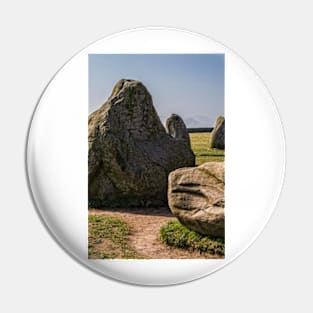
210, 116, 225, 149
88, 79, 195, 207
168, 162, 225, 238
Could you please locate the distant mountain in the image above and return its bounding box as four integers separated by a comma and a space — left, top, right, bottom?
160, 114, 216, 129
184, 115, 215, 128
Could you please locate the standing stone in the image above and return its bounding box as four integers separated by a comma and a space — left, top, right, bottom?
88, 79, 195, 207
210, 116, 225, 149
166, 113, 191, 147
168, 162, 225, 238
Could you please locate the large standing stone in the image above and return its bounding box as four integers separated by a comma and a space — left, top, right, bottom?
168, 162, 225, 238
88, 79, 195, 207
210, 116, 225, 149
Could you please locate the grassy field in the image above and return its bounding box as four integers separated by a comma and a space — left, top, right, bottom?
189, 132, 224, 165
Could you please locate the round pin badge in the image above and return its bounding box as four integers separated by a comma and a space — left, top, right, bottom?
26, 27, 285, 285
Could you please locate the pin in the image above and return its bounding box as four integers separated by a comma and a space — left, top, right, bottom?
26, 27, 285, 285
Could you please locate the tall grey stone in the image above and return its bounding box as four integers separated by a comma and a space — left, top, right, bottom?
88, 79, 195, 207
210, 116, 225, 150
166, 114, 191, 147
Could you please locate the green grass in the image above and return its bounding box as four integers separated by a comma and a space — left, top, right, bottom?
160, 220, 225, 256
88, 215, 141, 259
189, 132, 224, 165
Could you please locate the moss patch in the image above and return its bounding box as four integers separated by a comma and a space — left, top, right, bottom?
126, 87, 135, 113
160, 220, 225, 256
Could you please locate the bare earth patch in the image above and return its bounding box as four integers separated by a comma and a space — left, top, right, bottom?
89, 207, 222, 259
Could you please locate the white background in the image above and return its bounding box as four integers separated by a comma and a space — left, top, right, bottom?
0, 1, 311, 312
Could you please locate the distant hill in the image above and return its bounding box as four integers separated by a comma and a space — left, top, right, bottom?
161, 114, 215, 129
184, 115, 215, 128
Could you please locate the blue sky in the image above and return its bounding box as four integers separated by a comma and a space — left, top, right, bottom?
89, 54, 224, 127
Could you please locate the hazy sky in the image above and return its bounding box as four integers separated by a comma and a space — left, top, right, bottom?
89, 54, 224, 127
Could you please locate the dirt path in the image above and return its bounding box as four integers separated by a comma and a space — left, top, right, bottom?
89, 207, 221, 259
